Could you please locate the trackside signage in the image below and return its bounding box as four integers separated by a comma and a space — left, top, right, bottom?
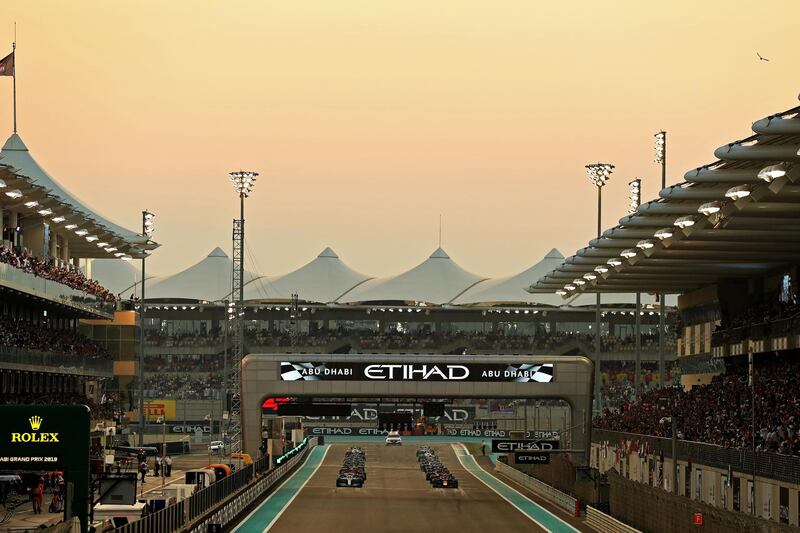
0, 405, 90, 532
305, 426, 560, 439
491, 439, 560, 453
515, 453, 551, 464
280, 361, 554, 383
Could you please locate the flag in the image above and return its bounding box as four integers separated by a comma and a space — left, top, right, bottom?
0, 51, 13, 76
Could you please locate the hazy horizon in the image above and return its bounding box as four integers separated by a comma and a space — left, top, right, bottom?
0, 0, 797, 278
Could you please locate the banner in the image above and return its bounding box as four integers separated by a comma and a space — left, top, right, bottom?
304, 426, 559, 440
491, 439, 560, 453
144, 399, 177, 420
302, 404, 475, 423
280, 361, 554, 383
515, 452, 551, 464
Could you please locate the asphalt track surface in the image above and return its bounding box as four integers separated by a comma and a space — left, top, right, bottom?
245, 442, 575, 533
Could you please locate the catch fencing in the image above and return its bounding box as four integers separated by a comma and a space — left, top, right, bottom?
112, 437, 316, 533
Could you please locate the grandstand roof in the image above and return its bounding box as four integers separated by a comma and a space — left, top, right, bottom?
338, 247, 486, 305
531, 101, 800, 296
0, 134, 158, 259
243, 247, 371, 303
146, 247, 257, 302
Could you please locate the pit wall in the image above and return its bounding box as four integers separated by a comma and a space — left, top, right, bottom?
591, 442, 800, 528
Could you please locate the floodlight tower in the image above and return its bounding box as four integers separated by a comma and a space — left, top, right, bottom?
628, 179, 643, 396
228, 170, 258, 453
138, 210, 155, 446
585, 163, 614, 412
654, 131, 667, 387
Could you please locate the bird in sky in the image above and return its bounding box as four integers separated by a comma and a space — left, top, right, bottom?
757, 52, 770, 62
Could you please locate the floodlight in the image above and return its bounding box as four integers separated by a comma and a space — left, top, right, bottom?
654, 228, 674, 240
757, 163, 787, 182
725, 185, 751, 200
698, 201, 721, 215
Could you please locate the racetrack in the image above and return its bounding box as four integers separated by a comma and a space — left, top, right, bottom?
261, 442, 561, 533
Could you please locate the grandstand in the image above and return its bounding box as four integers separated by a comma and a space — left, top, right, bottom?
0, 131, 157, 412
532, 101, 800, 526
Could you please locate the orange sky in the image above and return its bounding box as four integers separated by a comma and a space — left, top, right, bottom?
0, 1, 797, 278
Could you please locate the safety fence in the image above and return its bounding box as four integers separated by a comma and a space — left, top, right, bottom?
585, 506, 641, 533
111, 501, 185, 533
592, 429, 800, 484
494, 460, 578, 515
187, 438, 317, 533
112, 437, 316, 533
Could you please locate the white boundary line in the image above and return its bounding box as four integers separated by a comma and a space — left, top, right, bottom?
451, 443, 581, 533
262, 445, 330, 532
232, 445, 329, 533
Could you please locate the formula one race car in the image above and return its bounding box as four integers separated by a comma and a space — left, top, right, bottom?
336, 447, 367, 487
336, 472, 365, 487
430, 472, 459, 488
417, 446, 458, 489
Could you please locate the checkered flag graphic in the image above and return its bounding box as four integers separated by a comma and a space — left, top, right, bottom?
504, 363, 554, 383
280, 362, 324, 381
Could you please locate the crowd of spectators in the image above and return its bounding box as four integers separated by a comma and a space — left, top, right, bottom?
143, 372, 222, 400
594, 356, 800, 456
143, 327, 675, 354
0, 243, 115, 302
0, 316, 111, 359
0, 391, 119, 420
721, 300, 800, 330
144, 355, 222, 373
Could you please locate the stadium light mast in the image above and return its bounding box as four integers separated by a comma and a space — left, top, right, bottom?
138, 210, 155, 446
228, 170, 258, 453
655, 131, 667, 387
586, 163, 614, 412
629, 179, 643, 396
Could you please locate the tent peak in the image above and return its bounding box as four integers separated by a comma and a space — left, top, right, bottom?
545, 248, 564, 259
207, 247, 228, 258
2, 133, 28, 152
318, 247, 339, 258
430, 247, 450, 259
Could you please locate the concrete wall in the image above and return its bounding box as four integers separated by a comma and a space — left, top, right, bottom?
592, 442, 800, 527
608, 472, 798, 533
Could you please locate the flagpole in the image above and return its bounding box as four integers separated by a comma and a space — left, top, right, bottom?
12, 21, 17, 133
12, 39, 16, 133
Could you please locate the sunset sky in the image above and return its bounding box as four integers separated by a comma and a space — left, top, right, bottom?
0, 1, 797, 278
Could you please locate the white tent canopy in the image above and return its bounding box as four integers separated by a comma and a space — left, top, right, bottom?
0, 134, 156, 258
338, 247, 486, 305
146, 247, 257, 302
243, 247, 371, 303
453, 249, 568, 306
90, 258, 152, 297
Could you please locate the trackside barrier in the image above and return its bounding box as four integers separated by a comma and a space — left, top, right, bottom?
187, 437, 318, 533
495, 461, 578, 515
111, 437, 316, 533
585, 506, 641, 533
112, 501, 185, 533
